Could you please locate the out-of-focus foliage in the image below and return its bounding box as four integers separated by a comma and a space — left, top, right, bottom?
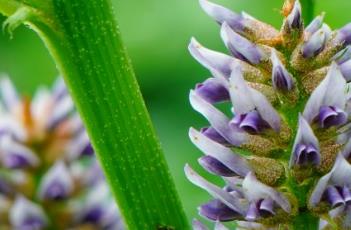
0, 0, 350, 222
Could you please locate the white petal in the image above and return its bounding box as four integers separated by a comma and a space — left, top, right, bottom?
242, 172, 291, 213
303, 63, 347, 123
185, 164, 245, 214
189, 128, 250, 176
190, 90, 246, 146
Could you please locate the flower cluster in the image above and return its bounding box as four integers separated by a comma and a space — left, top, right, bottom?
186, 0, 351, 229
0, 77, 124, 229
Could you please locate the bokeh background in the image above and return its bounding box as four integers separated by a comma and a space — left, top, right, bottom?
0, 0, 350, 224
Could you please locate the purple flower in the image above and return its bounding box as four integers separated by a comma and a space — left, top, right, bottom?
195, 78, 230, 104
290, 115, 320, 167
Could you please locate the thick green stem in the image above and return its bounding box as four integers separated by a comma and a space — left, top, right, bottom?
301, 0, 315, 24
0, 0, 189, 229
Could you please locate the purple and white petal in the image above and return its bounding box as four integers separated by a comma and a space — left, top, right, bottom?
185, 164, 246, 214
38, 161, 73, 201
221, 22, 264, 64
229, 64, 281, 132
0, 136, 39, 169
66, 130, 94, 161
336, 23, 351, 46
189, 38, 235, 75
192, 219, 209, 230
195, 78, 230, 104
271, 49, 294, 90
333, 46, 351, 65
52, 77, 68, 101
0, 76, 20, 110
200, 127, 229, 145
10, 196, 48, 229
286, 0, 302, 30
340, 59, 351, 82
48, 95, 74, 129
289, 115, 320, 167
242, 172, 291, 213
189, 128, 250, 177
303, 63, 347, 124
305, 13, 324, 35
199, 199, 241, 221
199, 0, 244, 33
199, 155, 238, 177
310, 154, 351, 207
319, 106, 348, 128
190, 90, 247, 146
302, 28, 328, 58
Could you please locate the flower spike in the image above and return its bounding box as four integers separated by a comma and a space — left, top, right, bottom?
271, 49, 294, 91
290, 115, 320, 167
303, 62, 347, 128
221, 22, 264, 65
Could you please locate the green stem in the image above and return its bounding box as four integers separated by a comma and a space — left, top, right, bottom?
301, 0, 315, 24
292, 211, 319, 230
0, 0, 189, 229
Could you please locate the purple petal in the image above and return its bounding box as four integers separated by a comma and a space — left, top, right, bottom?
189, 38, 235, 75
230, 111, 269, 134
303, 63, 347, 124
310, 154, 351, 207
66, 131, 94, 160
259, 198, 275, 216
185, 164, 245, 214
286, 0, 302, 30
245, 202, 259, 221
340, 59, 351, 82
48, 95, 74, 129
199, 199, 241, 221
189, 128, 250, 176
10, 196, 48, 229
192, 219, 209, 230
302, 28, 328, 58
200, 127, 229, 145
221, 22, 264, 64
198, 155, 237, 177
271, 50, 294, 91
319, 106, 348, 128
242, 172, 291, 213
229, 63, 281, 132
189, 91, 247, 146
290, 115, 320, 167
0, 136, 39, 169
38, 161, 73, 201
326, 186, 345, 207
305, 13, 324, 34
195, 78, 230, 104
333, 46, 351, 65
336, 23, 351, 46
199, 0, 244, 33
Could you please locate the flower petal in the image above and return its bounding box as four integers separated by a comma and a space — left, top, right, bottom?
333, 46, 351, 65
10, 196, 48, 229
221, 22, 264, 64
271, 49, 294, 90
286, 0, 302, 30
302, 28, 327, 58
229, 64, 281, 132
303, 62, 347, 124
199, 199, 241, 221
305, 13, 324, 35
189, 128, 250, 177
195, 78, 230, 104
189, 38, 235, 75
38, 161, 73, 201
243, 172, 291, 213
185, 164, 245, 214
0, 76, 19, 110
190, 90, 247, 146
290, 115, 320, 167
199, 0, 244, 33
336, 23, 351, 46
215, 221, 229, 230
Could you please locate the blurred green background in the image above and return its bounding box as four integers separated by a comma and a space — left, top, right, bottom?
0, 0, 350, 224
